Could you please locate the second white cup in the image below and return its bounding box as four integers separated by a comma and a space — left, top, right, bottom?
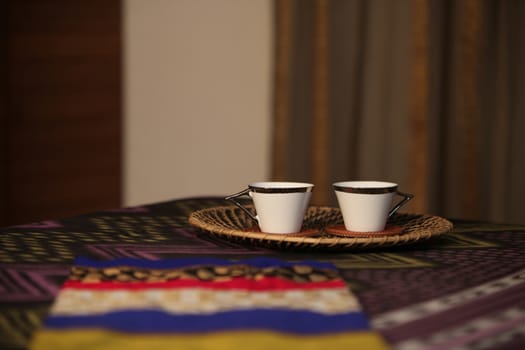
333, 181, 413, 232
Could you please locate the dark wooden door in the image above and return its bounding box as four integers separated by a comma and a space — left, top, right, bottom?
0, 0, 122, 226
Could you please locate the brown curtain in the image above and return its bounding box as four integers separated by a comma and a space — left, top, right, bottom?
272, 0, 525, 224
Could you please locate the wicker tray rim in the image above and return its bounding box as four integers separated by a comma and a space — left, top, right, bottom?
188, 206, 453, 250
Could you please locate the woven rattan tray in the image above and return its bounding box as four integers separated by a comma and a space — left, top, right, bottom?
188, 206, 453, 251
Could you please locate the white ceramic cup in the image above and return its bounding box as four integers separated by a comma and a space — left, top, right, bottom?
225, 182, 314, 234
333, 181, 413, 232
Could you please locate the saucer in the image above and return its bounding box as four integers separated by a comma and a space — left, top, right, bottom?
324, 224, 405, 238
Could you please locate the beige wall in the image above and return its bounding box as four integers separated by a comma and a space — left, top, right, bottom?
124, 0, 272, 205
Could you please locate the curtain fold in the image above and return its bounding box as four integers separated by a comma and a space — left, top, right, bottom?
272, 0, 293, 182
311, 0, 330, 204
409, 0, 429, 213
272, 0, 525, 224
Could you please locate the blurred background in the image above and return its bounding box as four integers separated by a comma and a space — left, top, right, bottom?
1, 0, 524, 226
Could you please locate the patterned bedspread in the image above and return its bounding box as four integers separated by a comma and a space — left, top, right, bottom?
1, 197, 524, 349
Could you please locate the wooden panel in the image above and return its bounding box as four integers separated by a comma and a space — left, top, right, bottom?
0, 1, 8, 225
2, 0, 121, 226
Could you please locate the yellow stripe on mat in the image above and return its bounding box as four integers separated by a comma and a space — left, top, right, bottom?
31, 328, 389, 350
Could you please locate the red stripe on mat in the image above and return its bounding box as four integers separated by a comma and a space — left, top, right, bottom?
62, 277, 347, 291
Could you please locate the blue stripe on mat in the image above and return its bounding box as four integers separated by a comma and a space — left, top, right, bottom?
45, 309, 370, 334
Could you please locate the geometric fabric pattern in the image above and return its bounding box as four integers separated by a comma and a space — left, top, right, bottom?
372, 268, 525, 349
1, 197, 525, 349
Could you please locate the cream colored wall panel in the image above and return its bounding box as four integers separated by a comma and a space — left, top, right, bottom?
124, 0, 272, 205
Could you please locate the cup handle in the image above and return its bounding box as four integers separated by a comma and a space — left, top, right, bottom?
225, 188, 258, 222
388, 191, 414, 217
